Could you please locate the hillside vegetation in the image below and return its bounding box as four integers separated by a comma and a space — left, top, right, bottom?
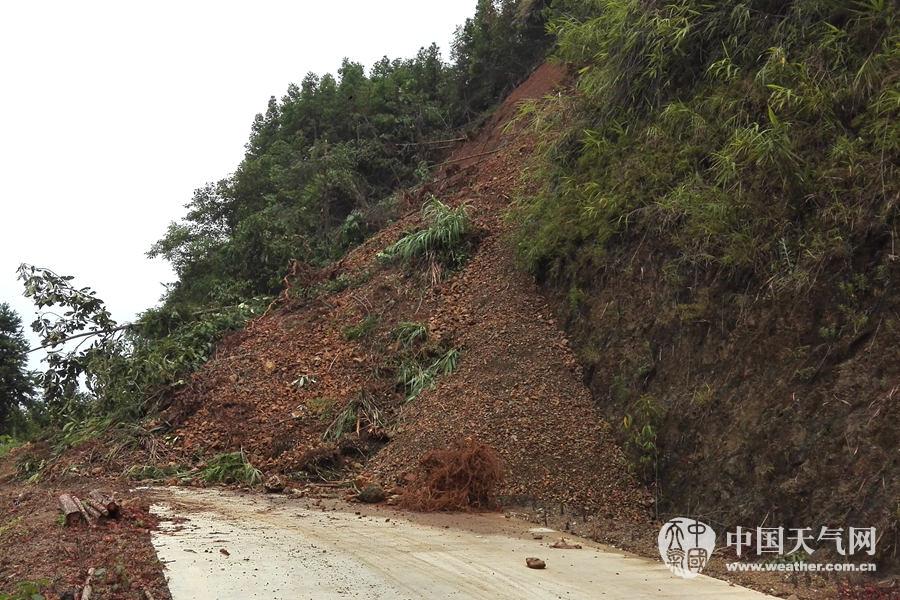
514, 0, 898, 563
149, 0, 549, 309
518, 0, 897, 283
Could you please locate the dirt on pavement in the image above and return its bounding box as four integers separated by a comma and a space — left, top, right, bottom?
148, 487, 773, 600
0, 480, 170, 599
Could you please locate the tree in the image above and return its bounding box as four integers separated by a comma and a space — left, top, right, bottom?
148, 0, 551, 311
17, 264, 266, 423
0, 302, 35, 433
450, 0, 550, 120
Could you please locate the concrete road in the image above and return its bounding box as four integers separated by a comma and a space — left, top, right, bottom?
149, 488, 775, 600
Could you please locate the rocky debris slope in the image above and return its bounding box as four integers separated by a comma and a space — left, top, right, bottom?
163, 63, 650, 521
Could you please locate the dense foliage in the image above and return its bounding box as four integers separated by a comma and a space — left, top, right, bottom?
149, 49, 453, 307
150, 0, 549, 311
452, 0, 551, 119
516, 0, 898, 296
0, 303, 35, 435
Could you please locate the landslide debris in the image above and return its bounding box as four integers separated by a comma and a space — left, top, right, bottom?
161, 63, 650, 521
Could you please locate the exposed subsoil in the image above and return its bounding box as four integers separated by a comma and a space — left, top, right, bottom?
158, 62, 650, 522
549, 236, 900, 570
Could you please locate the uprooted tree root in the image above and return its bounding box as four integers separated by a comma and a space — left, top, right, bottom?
399, 439, 503, 511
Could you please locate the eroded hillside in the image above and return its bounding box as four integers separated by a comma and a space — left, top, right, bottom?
161, 64, 650, 523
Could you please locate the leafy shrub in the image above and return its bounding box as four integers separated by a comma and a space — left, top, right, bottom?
200, 450, 262, 486
0, 580, 48, 600
18, 264, 267, 428
378, 199, 473, 280
14, 453, 44, 483
515, 0, 898, 295
0, 435, 19, 459
622, 395, 663, 483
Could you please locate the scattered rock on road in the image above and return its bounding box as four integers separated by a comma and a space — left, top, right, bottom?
264, 475, 285, 493
357, 484, 386, 504
550, 539, 582, 549
526, 557, 546, 569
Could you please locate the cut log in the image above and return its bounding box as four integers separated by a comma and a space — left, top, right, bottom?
89, 490, 119, 517
84, 498, 109, 518
82, 499, 101, 520
550, 538, 582, 549
71, 496, 97, 527
81, 567, 95, 600
59, 494, 84, 527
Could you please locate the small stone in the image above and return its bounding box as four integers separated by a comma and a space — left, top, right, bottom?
526, 557, 546, 569
264, 475, 285, 493
550, 539, 582, 549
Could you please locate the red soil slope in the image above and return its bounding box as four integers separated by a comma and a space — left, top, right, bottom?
163, 63, 650, 522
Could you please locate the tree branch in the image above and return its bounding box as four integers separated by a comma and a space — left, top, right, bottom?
25, 300, 266, 354
27, 324, 135, 354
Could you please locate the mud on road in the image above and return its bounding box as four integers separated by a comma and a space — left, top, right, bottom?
149, 487, 774, 600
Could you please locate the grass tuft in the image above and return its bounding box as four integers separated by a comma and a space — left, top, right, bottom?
343, 314, 379, 341
397, 348, 461, 402
378, 198, 472, 281
393, 322, 428, 348
322, 393, 385, 442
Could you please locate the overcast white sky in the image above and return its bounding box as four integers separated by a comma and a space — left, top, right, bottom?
0, 0, 475, 365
